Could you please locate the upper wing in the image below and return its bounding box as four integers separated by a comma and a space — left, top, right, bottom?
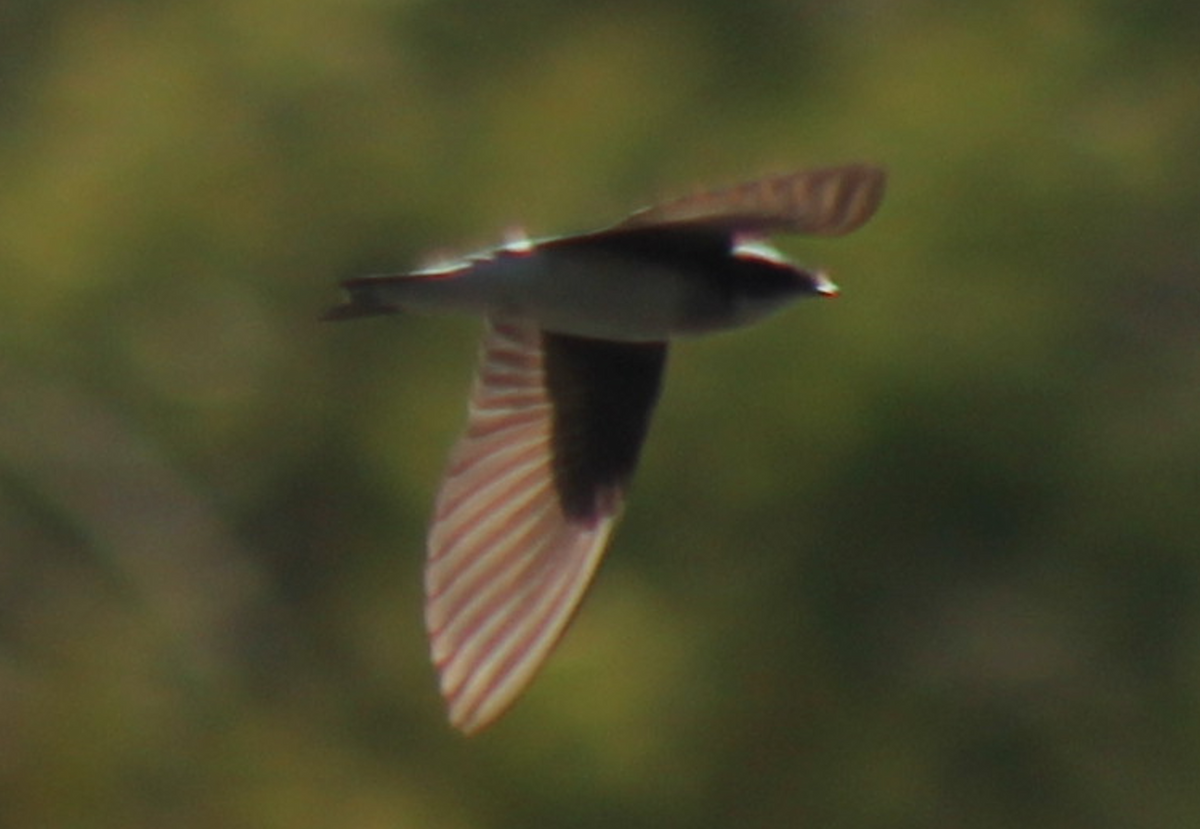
615, 164, 886, 237
425, 321, 666, 733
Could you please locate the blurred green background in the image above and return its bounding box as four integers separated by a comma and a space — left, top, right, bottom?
2, 0, 1199, 826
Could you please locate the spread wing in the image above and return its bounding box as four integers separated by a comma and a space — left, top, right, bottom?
616, 164, 886, 237
425, 321, 665, 733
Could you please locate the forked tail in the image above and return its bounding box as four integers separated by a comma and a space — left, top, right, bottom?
321, 279, 397, 321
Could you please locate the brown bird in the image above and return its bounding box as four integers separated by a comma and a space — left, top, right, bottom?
326, 164, 886, 733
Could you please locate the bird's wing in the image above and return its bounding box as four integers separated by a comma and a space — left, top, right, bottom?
425, 321, 666, 733
615, 164, 886, 237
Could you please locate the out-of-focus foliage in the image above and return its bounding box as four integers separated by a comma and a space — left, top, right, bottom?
2, 0, 1199, 826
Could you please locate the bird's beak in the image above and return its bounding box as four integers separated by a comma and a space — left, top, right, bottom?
813, 271, 840, 298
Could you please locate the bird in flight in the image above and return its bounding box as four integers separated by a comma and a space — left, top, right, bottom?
326, 164, 886, 734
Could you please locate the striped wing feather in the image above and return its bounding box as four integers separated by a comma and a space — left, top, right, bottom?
618, 164, 886, 237
425, 321, 621, 733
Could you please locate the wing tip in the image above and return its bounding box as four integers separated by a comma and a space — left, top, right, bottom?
445, 686, 513, 735
818, 162, 888, 236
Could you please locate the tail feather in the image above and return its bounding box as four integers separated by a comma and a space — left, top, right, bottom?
321, 281, 397, 322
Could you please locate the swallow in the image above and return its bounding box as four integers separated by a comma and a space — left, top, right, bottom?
326, 164, 886, 733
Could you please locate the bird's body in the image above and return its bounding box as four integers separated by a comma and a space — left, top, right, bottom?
327, 164, 886, 733
334, 226, 837, 342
